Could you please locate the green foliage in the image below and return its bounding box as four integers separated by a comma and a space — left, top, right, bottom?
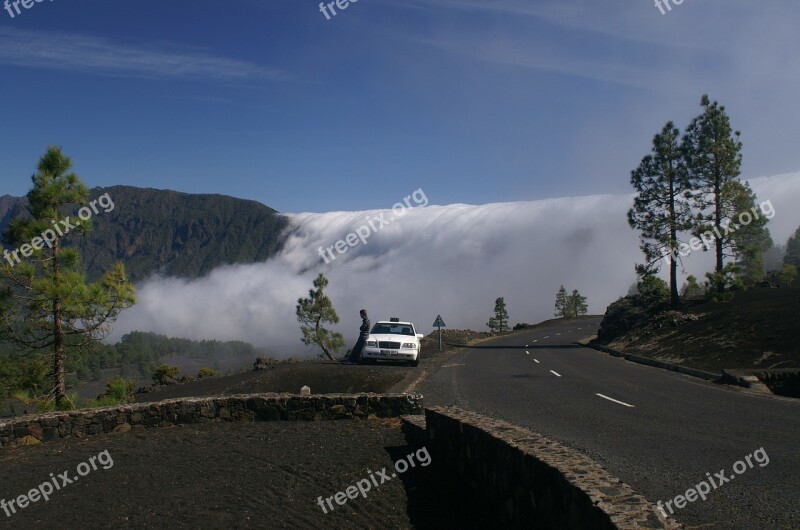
637, 274, 669, 301
555, 286, 588, 318
13, 389, 79, 413
486, 297, 509, 332
628, 96, 775, 299
682, 95, 744, 293
0, 330, 269, 406
296, 274, 344, 360
681, 275, 704, 299
1, 187, 289, 283
705, 263, 744, 301
568, 290, 588, 317
197, 367, 217, 379
87, 377, 136, 407
779, 264, 797, 288
0, 147, 136, 406
628, 122, 692, 306
153, 364, 180, 385
722, 181, 772, 286
785, 226, 800, 269
554, 285, 568, 317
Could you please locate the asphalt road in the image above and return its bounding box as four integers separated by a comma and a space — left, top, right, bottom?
418, 317, 800, 530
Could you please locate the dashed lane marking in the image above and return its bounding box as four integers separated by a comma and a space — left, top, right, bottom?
596, 393, 635, 408
550, 370, 562, 377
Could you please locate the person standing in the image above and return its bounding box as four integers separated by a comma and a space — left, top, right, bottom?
347, 309, 371, 363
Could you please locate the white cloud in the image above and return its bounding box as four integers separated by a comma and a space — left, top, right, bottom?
112, 172, 800, 358
0, 27, 283, 81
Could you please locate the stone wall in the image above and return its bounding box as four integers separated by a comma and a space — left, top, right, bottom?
0, 393, 423, 451
420, 407, 680, 530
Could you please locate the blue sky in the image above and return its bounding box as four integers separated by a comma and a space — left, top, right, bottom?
1, 0, 798, 212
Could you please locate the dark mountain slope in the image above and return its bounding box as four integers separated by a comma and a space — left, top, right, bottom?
0, 186, 289, 282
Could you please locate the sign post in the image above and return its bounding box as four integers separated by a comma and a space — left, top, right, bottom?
432, 315, 446, 352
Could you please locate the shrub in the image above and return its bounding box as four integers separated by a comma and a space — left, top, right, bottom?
152, 364, 180, 385
779, 264, 797, 287
197, 367, 217, 379
87, 377, 136, 407
637, 275, 669, 301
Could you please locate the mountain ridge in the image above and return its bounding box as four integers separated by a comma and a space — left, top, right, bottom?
0, 185, 289, 282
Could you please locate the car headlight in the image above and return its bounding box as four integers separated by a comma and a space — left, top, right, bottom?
365, 340, 377, 347
402, 343, 418, 349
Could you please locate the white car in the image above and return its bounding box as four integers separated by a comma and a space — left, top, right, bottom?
361, 318, 424, 366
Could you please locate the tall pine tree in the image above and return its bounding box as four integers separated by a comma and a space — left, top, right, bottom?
567, 290, 588, 317
628, 122, 692, 306
724, 180, 772, 286
487, 297, 509, 332
784, 226, 800, 269
554, 285, 568, 317
682, 95, 743, 293
0, 147, 136, 408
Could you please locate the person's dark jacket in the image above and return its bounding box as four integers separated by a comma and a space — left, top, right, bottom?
359, 316, 371, 338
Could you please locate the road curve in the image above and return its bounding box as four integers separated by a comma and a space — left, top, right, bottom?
419, 317, 800, 529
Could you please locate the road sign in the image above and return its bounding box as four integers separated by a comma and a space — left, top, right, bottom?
433, 315, 446, 351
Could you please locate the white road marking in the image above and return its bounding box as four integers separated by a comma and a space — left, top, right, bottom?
441, 364, 466, 368
526, 351, 530, 355
550, 370, 562, 377
556, 333, 562, 336
532, 340, 538, 343
566, 330, 572, 333
596, 393, 635, 408
543, 336, 549, 339
534, 359, 540, 364
525, 344, 529, 347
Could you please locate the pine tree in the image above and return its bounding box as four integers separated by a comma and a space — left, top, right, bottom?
296, 273, 344, 361
724, 181, 772, 286
0, 147, 136, 408
681, 275, 704, 299
567, 290, 588, 317
779, 264, 797, 288
784, 226, 800, 269
682, 95, 744, 294
628, 121, 692, 307
554, 285, 568, 317
486, 297, 509, 332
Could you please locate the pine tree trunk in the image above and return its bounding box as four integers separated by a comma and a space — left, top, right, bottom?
714, 176, 725, 293
315, 318, 335, 361
669, 173, 680, 307
52, 239, 67, 406
53, 302, 66, 405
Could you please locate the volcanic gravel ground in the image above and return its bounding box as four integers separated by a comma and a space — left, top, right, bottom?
0, 419, 479, 529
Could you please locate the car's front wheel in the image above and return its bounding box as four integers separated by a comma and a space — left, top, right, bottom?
410, 357, 419, 367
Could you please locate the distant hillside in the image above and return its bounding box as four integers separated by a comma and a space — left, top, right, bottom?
0, 186, 289, 282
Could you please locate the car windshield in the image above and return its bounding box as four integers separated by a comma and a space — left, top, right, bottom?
372, 323, 415, 336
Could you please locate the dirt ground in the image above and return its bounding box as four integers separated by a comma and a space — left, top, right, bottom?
134, 361, 414, 402
0, 331, 504, 529
0, 418, 481, 529
608, 287, 800, 372
133, 328, 503, 403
